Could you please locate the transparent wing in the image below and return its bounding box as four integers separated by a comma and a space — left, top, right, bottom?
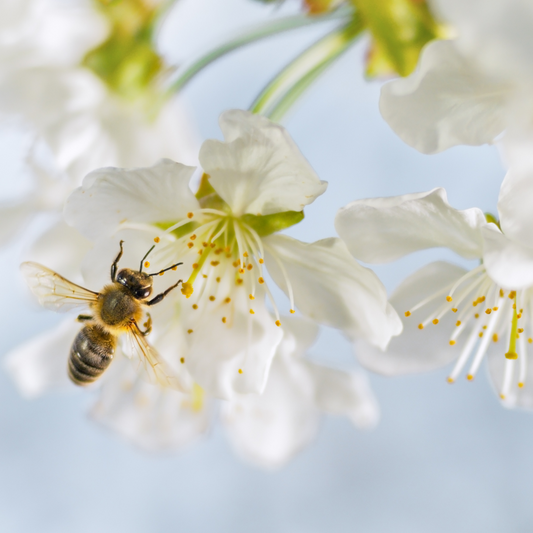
125, 323, 181, 390
21, 261, 99, 313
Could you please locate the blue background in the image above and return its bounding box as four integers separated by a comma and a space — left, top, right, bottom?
0, 1, 528, 531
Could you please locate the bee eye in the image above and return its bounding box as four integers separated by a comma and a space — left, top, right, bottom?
135, 288, 151, 299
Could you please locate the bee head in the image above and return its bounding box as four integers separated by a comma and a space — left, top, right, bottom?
116, 268, 153, 300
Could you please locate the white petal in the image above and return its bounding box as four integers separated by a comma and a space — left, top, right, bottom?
91, 355, 210, 452
482, 224, 533, 290
335, 188, 485, 263
497, 167, 533, 251
64, 159, 199, 240
356, 262, 467, 375
0, 199, 35, 246
199, 110, 327, 217
306, 365, 379, 429
4, 318, 78, 398
379, 40, 509, 154
264, 235, 402, 350
186, 287, 284, 400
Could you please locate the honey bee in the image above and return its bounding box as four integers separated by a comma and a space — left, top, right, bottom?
21, 241, 182, 388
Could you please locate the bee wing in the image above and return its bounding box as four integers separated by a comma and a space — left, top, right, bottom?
21, 261, 99, 313
125, 323, 180, 390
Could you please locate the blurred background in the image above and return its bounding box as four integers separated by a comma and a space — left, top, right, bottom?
1, 0, 529, 532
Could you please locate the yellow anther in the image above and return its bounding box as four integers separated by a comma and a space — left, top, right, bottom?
236, 279, 243, 285
452, 308, 457, 313
418, 324, 424, 330
456, 321, 461, 327
513, 303, 516, 309
224, 297, 231, 303
154, 237, 160, 243
222, 317, 226, 324
243, 252, 248, 257
290, 309, 295, 314
259, 258, 264, 264
275, 320, 281, 327
202, 275, 207, 279
209, 296, 216, 301
190, 234, 197, 240
258, 277, 265, 284
479, 332, 483, 337
404, 311, 411, 317
447, 377, 454, 384
518, 382, 525, 388
180, 357, 185, 363
203, 242, 208, 247
485, 309, 492, 315
449, 340, 456, 346
529, 338, 533, 344
493, 307, 499, 311
247, 264, 253, 270
187, 242, 194, 249
216, 277, 220, 282
225, 247, 230, 253
483, 325, 487, 330
192, 304, 198, 310
250, 309, 255, 314
159, 272, 164, 276
211, 261, 220, 267
232, 261, 239, 267
181, 282, 194, 298
518, 328, 524, 334
500, 289, 504, 297
473, 301, 478, 307
192, 263, 198, 269
509, 291, 516, 299
475, 313, 479, 319
249, 294, 255, 300
187, 330, 193, 334
446, 296, 452, 302
198, 249, 204, 256
172, 266, 177, 271
505, 352, 518, 360
144, 261, 150, 268
239, 268, 244, 274
467, 374, 474, 381
210, 243, 215, 248
500, 394, 506, 400
432, 318, 439, 325
187, 212, 194, 219
238, 369, 243, 374
493, 334, 498, 342
517, 314, 522, 319
479, 296, 486, 303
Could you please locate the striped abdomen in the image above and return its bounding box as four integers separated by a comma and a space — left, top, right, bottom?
68, 325, 117, 386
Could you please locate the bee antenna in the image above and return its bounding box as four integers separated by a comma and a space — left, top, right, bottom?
139, 245, 155, 272
149, 262, 183, 277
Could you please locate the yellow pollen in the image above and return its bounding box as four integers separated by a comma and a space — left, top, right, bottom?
479, 332, 483, 337
275, 320, 281, 327
449, 340, 455, 346
485, 309, 492, 315
210, 243, 215, 248
236, 279, 243, 285
258, 277, 265, 284
187, 330, 193, 334
418, 324, 424, 330
203, 242, 208, 247
250, 309, 255, 314
144, 261, 150, 268
404, 311, 411, 317
518, 328, 524, 333
243, 252, 248, 257
192, 304, 198, 310
154, 237, 160, 243
187, 212, 194, 219
192, 263, 199, 269
473, 301, 478, 307
159, 272, 164, 276
198, 249, 203, 255
493, 307, 499, 311
190, 234, 197, 240
209, 296, 216, 301
249, 294, 255, 300
216, 277, 221, 282
509, 291, 516, 299
222, 317, 226, 323
187, 242, 194, 249
432, 319, 439, 325
475, 314, 479, 319
247, 264, 253, 270
452, 308, 457, 313
456, 321, 461, 326
500, 289, 504, 297
172, 266, 177, 271
202, 275, 207, 279
520, 308, 524, 313
238, 369, 243, 374
259, 258, 264, 264
447, 377, 454, 384
517, 314, 522, 319
224, 297, 231, 303
211, 261, 220, 267
181, 282, 194, 298
290, 309, 295, 314
226, 254, 231, 258
467, 374, 474, 381
519, 382, 525, 388
500, 394, 506, 400
479, 296, 486, 303
513, 303, 516, 309
529, 338, 533, 344
446, 296, 452, 302
483, 325, 487, 330
232, 261, 239, 267
506, 352, 518, 360
493, 334, 498, 342
239, 268, 245, 274
180, 357, 185, 363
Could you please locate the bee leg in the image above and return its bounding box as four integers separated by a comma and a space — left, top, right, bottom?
146, 280, 182, 306
77, 315, 93, 322
110, 240, 125, 281
140, 313, 152, 336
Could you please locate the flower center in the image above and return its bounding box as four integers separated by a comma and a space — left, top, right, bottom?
405, 265, 532, 398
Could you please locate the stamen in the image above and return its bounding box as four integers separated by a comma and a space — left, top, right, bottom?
467, 308, 501, 377
505, 298, 519, 359
501, 358, 515, 399
518, 332, 527, 388
448, 326, 482, 382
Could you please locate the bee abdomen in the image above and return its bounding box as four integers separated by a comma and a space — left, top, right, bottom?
68, 325, 117, 386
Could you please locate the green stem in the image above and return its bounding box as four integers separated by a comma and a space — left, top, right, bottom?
251, 15, 364, 120
166, 6, 354, 95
